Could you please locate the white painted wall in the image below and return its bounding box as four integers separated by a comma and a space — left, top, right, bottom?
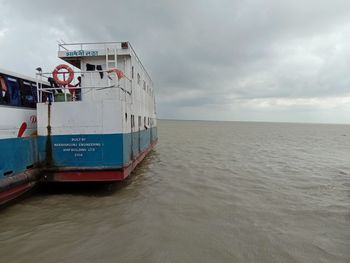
0, 106, 36, 139
38, 43, 157, 136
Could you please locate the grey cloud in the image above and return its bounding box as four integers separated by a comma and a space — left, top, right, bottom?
2, 0, 350, 123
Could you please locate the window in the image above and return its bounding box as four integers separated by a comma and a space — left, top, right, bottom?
144, 116, 146, 127
6, 77, 21, 106
131, 115, 135, 128
31, 82, 37, 102
1, 76, 39, 108
143, 81, 146, 90
0, 76, 9, 105
131, 66, 134, 79
138, 116, 141, 128
137, 73, 140, 85
125, 113, 128, 122
20, 80, 36, 108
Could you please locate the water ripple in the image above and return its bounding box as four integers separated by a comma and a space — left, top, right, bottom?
0, 120, 349, 263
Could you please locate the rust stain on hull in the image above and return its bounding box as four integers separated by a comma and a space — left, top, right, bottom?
45, 101, 54, 168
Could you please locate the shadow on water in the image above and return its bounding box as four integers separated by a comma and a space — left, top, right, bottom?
1, 149, 160, 210
0, 187, 39, 211
0, 182, 124, 211
0, 150, 160, 212
35, 181, 129, 197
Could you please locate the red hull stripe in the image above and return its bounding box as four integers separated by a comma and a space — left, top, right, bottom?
0, 182, 34, 205
53, 140, 158, 182
54, 170, 125, 182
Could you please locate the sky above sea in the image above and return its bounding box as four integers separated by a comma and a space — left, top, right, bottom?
1, 0, 350, 124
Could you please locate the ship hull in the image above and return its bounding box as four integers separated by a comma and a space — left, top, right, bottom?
0, 171, 38, 205
0, 137, 39, 205
41, 139, 157, 182
38, 128, 158, 182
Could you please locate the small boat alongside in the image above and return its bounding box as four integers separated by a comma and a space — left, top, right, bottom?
36, 41, 158, 182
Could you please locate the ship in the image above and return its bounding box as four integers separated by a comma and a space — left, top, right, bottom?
36, 41, 158, 182
0, 68, 49, 204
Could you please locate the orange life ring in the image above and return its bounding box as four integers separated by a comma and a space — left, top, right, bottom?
52, 64, 74, 86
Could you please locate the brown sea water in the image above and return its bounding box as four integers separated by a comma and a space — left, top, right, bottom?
0, 120, 349, 263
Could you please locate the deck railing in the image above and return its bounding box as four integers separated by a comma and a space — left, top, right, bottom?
36, 70, 132, 103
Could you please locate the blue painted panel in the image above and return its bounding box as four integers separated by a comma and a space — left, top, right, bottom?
37, 134, 124, 167
0, 137, 38, 179
123, 127, 158, 164
38, 127, 158, 169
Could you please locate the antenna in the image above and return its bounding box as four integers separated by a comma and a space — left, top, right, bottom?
56, 39, 67, 44
57, 40, 68, 51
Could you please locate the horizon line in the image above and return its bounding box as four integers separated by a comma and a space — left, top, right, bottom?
157, 118, 350, 126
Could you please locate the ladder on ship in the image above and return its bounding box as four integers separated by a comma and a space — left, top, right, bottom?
105, 47, 132, 105
105, 47, 117, 87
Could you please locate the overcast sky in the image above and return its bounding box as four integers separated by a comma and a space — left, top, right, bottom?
1, 0, 350, 123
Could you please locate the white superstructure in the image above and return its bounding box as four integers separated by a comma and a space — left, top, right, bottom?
36, 42, 158, 182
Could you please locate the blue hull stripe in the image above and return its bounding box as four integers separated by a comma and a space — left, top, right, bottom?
37, 127, 158, 168
0, 137, 38, 179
